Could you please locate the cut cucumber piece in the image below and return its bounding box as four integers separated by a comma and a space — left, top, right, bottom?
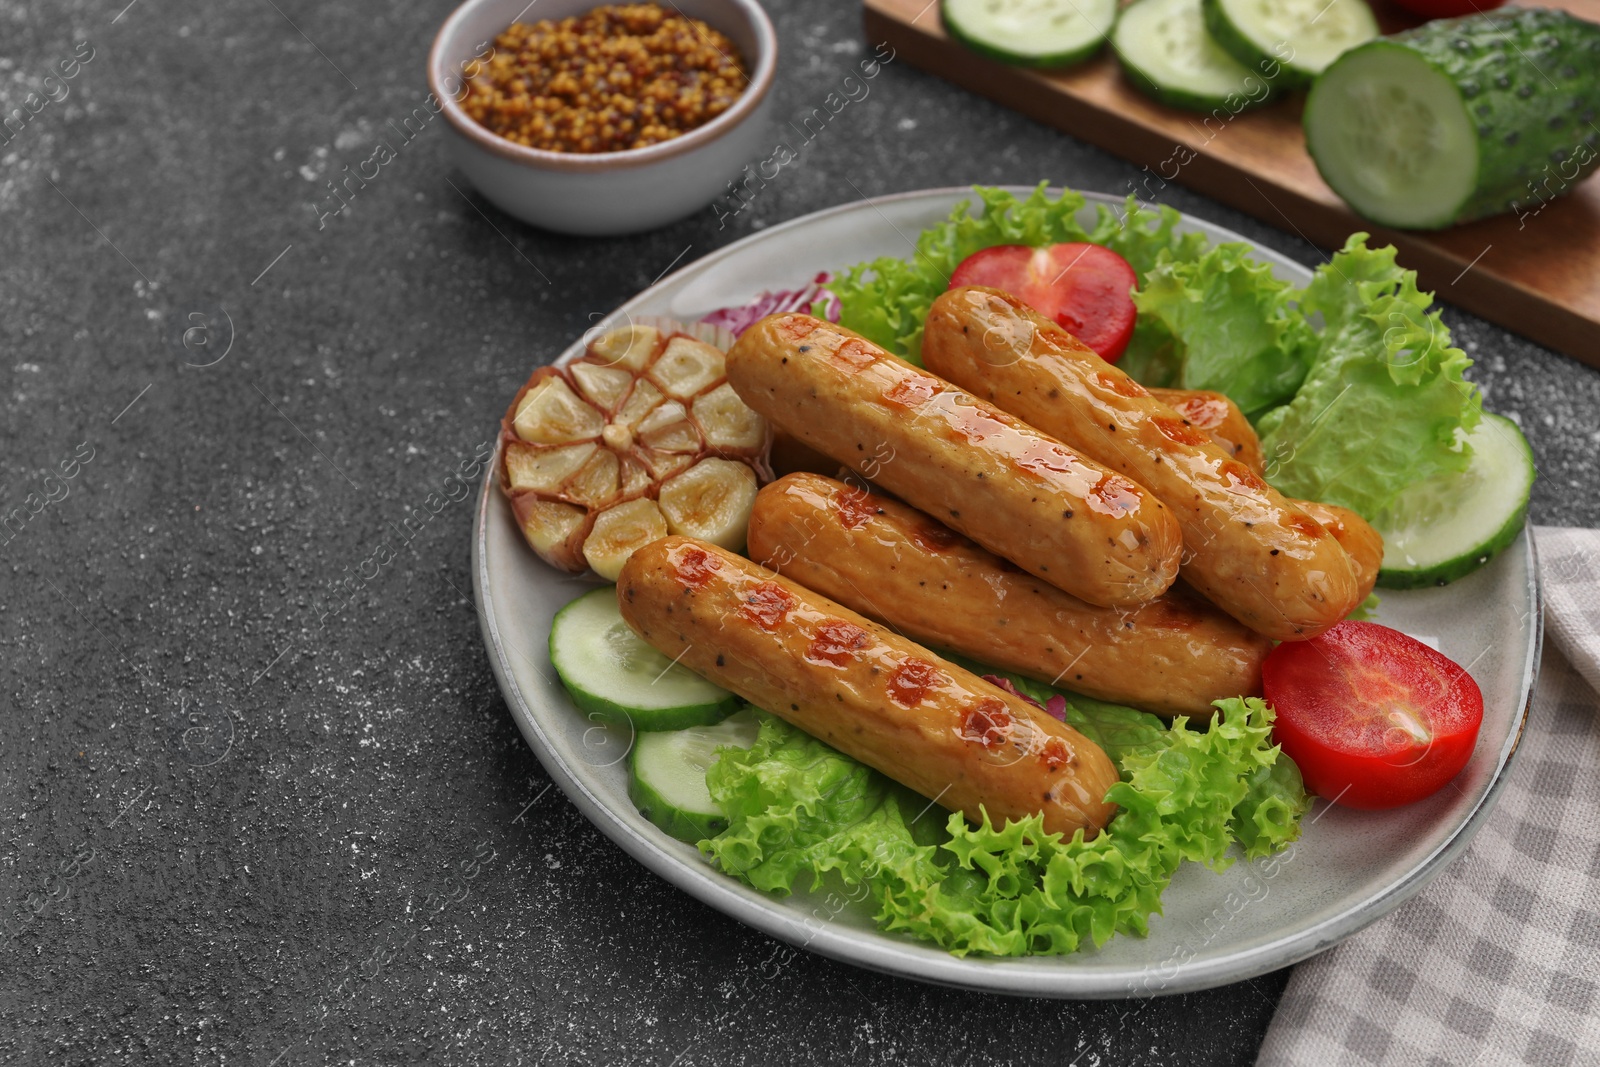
629, 710, 762, 843
1304, 10, 1600, 230
1113, 0, 1279, 112
548, 587, 740, 731
1374, 413, 1533, 590
943, 0, 1118, 69
1202, 0, 1377, 89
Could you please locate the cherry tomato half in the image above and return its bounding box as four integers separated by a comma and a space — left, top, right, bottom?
1262, 621, 1484, 810
948, 243, 1138, 361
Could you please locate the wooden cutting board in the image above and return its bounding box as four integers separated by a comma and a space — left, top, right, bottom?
862, 0, 1600, 369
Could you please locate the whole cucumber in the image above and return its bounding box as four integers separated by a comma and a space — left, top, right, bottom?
1304, 8, 1600, 229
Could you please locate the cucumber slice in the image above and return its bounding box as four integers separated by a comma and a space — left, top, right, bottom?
1202, 0, 1376, 89
944, 0, 1117, 69
1304, 10, 1600, 229
1374, 414, 1534, 590
548, 587, 740, 731
629, 710, 762, 843
1113, 0, 1279, 113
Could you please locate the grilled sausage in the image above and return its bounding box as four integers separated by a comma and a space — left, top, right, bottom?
725, 314, 1182, 609
746, 473, 1271, 716
921, 287, 1362, 641
1295, 500, 1383, 604
1076, 398, 1381, 601
617, 536, 1121, 837
1147, 388, 1265, 473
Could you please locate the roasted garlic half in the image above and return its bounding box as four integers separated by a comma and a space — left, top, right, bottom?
499, 321, 771, 579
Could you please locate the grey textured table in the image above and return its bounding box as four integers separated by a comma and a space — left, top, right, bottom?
3, 1, 1597, 1064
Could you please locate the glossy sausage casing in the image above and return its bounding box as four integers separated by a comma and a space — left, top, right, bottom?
747, 473, 1271, 716
725, 314, 1182, 609
616, 536, 1121, 837
1142, 394, 1383, 603
922, 288, 1362, 641
1148, 388, 1265, 473
1295, 500, 1383, 604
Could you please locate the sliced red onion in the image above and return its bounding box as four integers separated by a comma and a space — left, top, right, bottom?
981, 674, 1068, 722
699, 272, 840, 337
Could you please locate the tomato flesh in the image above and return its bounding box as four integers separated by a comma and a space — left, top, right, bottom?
1262, 621, 1483, 810
948, 243, 1138, 362
1390, 0, 1505, 18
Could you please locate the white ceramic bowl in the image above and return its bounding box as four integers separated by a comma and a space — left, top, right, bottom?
428, 0, 777, 236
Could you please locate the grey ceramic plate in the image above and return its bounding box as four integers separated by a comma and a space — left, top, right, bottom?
472, 188, 1541, 998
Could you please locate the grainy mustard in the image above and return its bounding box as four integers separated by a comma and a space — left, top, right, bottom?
462, 3, 749, 154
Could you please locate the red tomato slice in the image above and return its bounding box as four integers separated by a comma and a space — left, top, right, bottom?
948, 243, 1138, 362
1261, 621, 1484, 810
1390, 0, 1505, 18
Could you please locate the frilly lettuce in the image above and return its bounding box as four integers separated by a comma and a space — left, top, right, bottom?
1257, 235, 1482, 520
831, 184, 1206, 363
700, 693, 1309, 958
1132, 242, 1316, 417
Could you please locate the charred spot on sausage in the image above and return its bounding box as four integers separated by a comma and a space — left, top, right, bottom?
958, 699, 1012, 749
807, 619, 870, 667
672, 546, 722, 588
1040, 738, 1073, 771
738, 582, 797, 631
888, 658, 937, 707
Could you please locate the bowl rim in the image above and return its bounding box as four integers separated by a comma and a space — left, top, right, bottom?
426, 0, 778, 173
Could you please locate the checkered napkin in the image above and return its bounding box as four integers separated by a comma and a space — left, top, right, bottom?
1258, 527, 1600, 1067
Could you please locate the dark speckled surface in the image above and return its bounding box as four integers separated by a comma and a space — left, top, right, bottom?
3, 0, 1597, 1064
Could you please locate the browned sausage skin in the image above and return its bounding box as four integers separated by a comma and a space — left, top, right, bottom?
1137, 392, 1379, 601
725, 314, 1182, 609
1295, 500, 1383, 604
921, 288, 1362, 642
616, 536, 1121, 838
747, 473, 1270, 716
1147, 388, 1265, 474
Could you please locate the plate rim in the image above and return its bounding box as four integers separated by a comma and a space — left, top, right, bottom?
471, 186, 1543, 998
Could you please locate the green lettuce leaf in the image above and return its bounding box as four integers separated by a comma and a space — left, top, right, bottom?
1081, 197, 1210, 278
1231, 755, 1314, 860
701, 695, 1306, 958
830, 184, 1207, 363
1258, 235, 1482, 520
1133, 243, 1316, 416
